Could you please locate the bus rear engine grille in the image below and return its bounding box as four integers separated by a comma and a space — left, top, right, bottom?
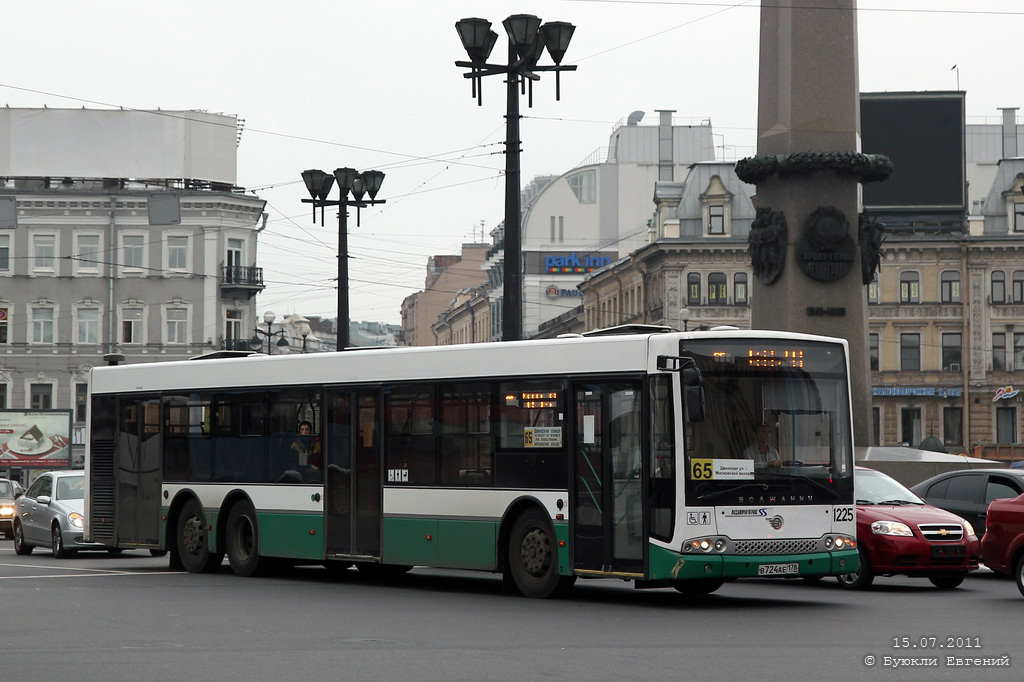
733, 539, 818, 555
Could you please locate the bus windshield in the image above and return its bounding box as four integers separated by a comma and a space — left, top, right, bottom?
680, 338, 854, 506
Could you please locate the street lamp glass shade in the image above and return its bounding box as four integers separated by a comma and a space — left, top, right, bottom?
361, 170, 385, 199
301, 169, 334, 200
455, 17, 495, 63
276, 336, 290, 348
540, 21, 575, 64
296, 320, 311, 338
263, 311, 276, 325
502, 14, 542, 53
333, 167, 358, 197
249, 335, 263, 351
350, 175, 366, 202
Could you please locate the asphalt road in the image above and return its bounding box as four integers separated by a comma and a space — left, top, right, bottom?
1, 541, 1021, 682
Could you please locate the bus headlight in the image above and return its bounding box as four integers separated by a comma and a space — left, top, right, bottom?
870, 520, 912, 537
683, 536, 729, 553
825, 534, 857, 550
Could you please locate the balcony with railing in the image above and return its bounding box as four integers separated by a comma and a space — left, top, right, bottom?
220, 265, 265, 296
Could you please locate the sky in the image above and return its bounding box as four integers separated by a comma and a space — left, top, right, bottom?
2, 1, 1021, 326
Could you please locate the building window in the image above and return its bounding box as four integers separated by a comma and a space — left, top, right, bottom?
687, 273, 701, 305
0, 234, 9, 272
1015, 203, 1024, 232
31, 307, 54, 343
77, 308, 99, 344
993, 333, 1006, 371
992, 271, 1006, 303
122, 235, 144, 269
868, 333, 879, 371
122, 308, 143, 343
75, 383, 88, 423
871, 407, 881, 446
734, 273, 748, 305
899, 271, 920, 303
1014, 271, 1024, 304
943, 407, 963, 447
0, 307, 7, 344
75, 234, 100, 274
1015, 333, 1024, 372
941, 332, 962, 371
708, 205, 725, 235
707, 272, 727, 304
226, 310, 243, 346
167, 308, 188, 344
167, 236, 188, 271
868, 278, 879, 304
940, 271, 961, 303
0, 384, 5, 408
30, 384, 52, 410
567, 170, 596, 204
900, 333, 920, 371
901, 407, 922, 447
32, 233, 56, 272
996, 407, 1017, 444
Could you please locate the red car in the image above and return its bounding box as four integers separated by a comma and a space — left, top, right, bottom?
980, 492, 1024, 597
837, 467, 980, 590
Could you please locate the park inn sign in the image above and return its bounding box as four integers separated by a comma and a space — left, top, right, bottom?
524, 251, 618, 275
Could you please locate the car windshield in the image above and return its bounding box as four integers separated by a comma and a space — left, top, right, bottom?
0, 481, 12, 497
856, 469, 923, 505
55, 476, 85, 501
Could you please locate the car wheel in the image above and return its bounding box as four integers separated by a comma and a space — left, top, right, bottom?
13, 520, 33, 555
928, 574, 965, 589
1015, 555, 1024, 598
51, 524, 69, 559
836, 549, 874, 590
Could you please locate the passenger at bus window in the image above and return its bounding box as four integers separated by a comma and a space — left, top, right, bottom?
292, 420, 323, 473
743, 423, 781, 468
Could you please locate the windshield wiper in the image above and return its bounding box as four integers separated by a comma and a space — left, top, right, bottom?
696, 482, 769, 502
757, 471, 841, 500
879, 499, 923, 506
856, 499, 875, 505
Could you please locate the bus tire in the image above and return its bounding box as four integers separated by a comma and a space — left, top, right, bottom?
226, 499, 267, 577
671, 578, 724, 596
508, 508, 574, 599
176, 497, 223, 574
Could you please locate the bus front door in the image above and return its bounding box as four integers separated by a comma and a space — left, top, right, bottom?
325, 391, 381, 559
572, 382, 645, 578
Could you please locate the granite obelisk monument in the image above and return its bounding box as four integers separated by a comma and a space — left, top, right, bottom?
736, 0, 890, 448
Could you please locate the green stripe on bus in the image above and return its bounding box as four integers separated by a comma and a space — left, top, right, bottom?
256, 512, 324, 560
382, 517, 499, 570
648, 544, 860, 580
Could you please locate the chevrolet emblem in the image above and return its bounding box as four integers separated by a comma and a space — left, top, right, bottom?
938, 528, 949, 536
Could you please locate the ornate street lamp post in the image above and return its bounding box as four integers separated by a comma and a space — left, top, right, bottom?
455, 14, 576, 341
300, 168, 385, 350
250, 310, 289, 355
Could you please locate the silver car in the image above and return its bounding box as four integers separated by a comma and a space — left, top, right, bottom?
0, 478, 23, 539
13, 471, 110, 557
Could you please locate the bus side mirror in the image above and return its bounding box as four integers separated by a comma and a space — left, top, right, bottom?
681, 366, 706, 423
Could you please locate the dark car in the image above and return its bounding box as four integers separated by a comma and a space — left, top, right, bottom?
980, 492, 1024, 597
909, 468, 1024, 538
0, 478, 24, 539
837, 467, 980, 590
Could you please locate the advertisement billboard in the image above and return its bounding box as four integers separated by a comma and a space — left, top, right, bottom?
0, 410, 73, 468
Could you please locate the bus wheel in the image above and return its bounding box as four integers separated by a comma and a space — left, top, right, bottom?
226, 500, 267, 577
176, 498, 223, 573
508, 509, 574, 599
671, 578, 724, 596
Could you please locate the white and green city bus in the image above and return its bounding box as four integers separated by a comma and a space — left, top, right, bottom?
85, 326, 857, 598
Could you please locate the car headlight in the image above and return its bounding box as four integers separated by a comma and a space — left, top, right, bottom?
870, 520, 913, 537
963, 521, 976, 538
0, 505, 14, 517
68, 512, 85, 529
